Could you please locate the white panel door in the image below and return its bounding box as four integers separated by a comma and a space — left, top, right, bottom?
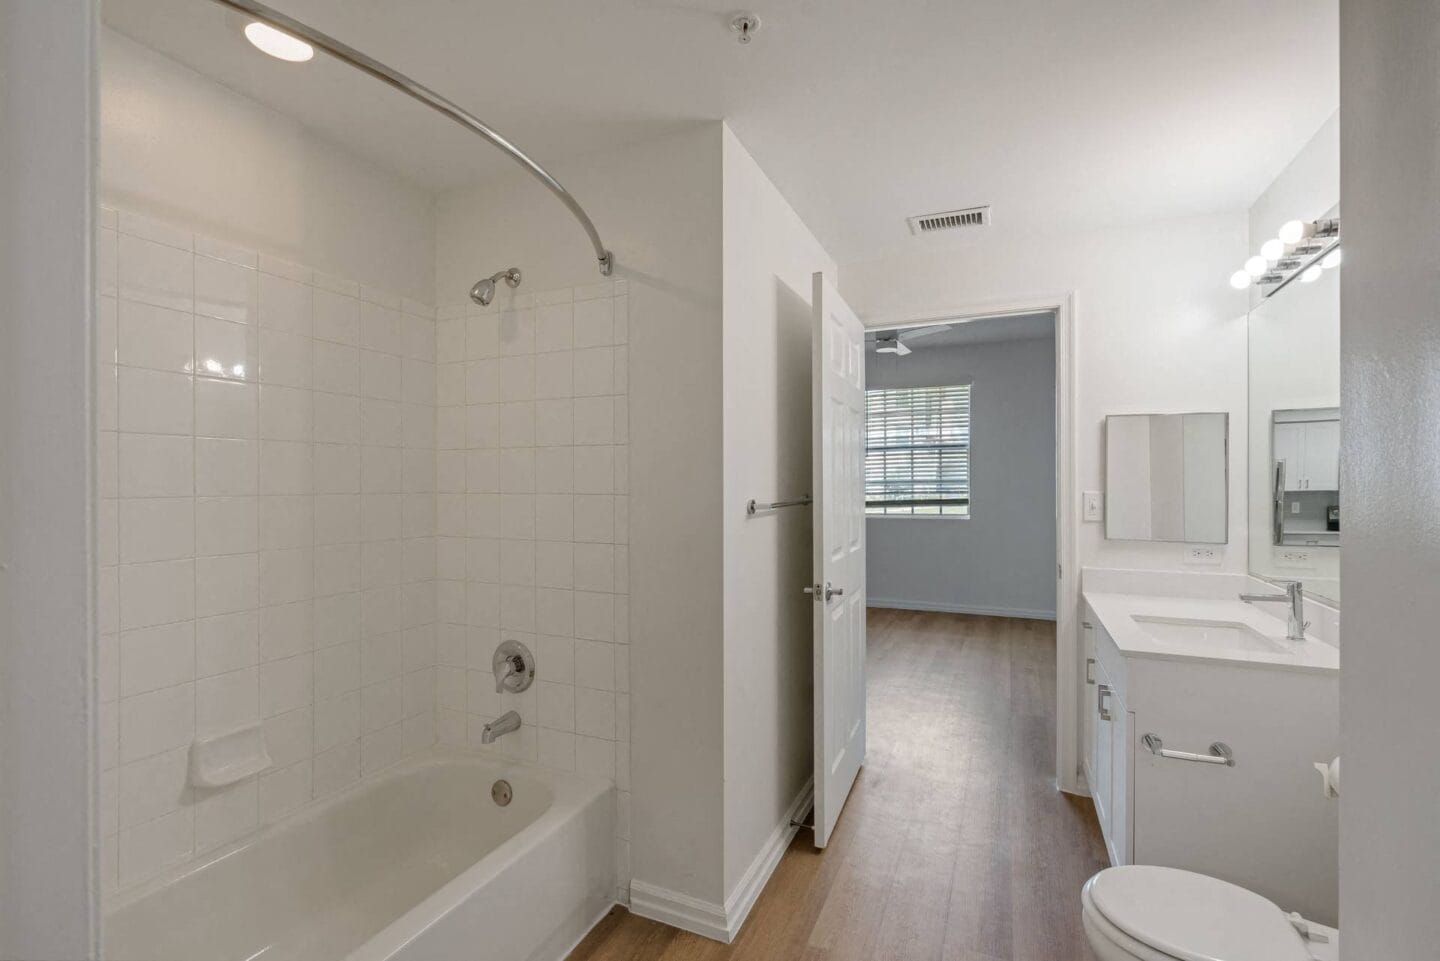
811, 271, 866, 849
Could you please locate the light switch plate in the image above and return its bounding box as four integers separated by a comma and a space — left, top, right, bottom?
1082, 491, 1103, 522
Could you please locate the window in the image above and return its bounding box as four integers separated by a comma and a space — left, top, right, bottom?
865, 384, 971, 516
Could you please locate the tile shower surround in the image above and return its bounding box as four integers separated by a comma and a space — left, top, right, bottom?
432, 279, 633, 897
96, 206, 631, 901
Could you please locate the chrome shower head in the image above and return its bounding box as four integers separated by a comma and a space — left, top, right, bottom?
470, 267, 522, 307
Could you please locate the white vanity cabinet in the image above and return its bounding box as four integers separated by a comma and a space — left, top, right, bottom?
1080, 596, 1339, 926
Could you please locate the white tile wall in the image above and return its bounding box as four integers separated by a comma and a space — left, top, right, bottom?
434, 280, 632, 899
97, 209, 437, 892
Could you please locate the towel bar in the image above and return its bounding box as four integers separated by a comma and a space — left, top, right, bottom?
1142, 733, 1234, 767
746, 495, 812, 516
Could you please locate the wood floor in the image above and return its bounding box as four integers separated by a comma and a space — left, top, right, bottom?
568, 609, 1108, 961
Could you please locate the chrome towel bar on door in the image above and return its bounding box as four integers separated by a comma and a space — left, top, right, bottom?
746, 495, 812, 516
1142, 733, 1235, 767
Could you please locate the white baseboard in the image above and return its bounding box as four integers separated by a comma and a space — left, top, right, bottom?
722, 777, 813, 940
867, 597, 1057, 621
629, 778, 814, 944
629, 882, 730, 942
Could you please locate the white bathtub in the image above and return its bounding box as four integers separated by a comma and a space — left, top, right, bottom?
105, 752, 615, 961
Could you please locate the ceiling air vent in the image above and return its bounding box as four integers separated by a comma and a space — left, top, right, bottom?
908, 206, 991, 235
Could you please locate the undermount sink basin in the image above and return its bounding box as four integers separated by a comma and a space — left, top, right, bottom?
1129, 615, 1295, 655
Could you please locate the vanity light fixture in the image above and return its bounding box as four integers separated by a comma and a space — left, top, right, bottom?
244, 21, 315, 61
1229, 217, 1340, 296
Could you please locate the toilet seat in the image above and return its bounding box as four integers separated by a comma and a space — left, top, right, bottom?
1082, 866, 1313, 961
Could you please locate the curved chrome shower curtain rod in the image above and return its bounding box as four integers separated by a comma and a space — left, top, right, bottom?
205, 0, 614, 277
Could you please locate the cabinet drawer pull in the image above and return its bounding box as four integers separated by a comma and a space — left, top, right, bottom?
1086, 657, 1096, 684
1141, 733, 1234, 767
1097, 684, 1112, 721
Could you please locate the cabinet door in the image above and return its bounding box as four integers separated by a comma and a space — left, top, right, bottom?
1082, 619, 1097, 790
1273, 422, 1305, 492
1108, 691, 1131, 865
1092, 664, 1114, 847
1303, 420, 1341, 491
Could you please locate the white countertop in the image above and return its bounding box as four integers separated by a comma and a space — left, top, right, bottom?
1085, 591, 1341, 674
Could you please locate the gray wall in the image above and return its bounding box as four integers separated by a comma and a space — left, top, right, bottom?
1340, 1, 1440, 955
866, 334, 1056, 619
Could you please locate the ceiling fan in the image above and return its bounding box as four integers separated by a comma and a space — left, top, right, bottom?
871, 324, 951, 357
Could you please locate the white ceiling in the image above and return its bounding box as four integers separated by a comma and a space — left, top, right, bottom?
101, 0, 1338, 265
868, 311, 1055, 351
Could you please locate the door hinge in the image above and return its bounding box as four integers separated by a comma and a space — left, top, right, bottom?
1057, 563, 1063, 579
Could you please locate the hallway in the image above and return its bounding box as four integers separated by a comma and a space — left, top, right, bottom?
569, 609, 1108, 961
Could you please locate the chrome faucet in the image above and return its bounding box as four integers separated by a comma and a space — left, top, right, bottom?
1239, 580, 1309, 640
480, 710, 522, 744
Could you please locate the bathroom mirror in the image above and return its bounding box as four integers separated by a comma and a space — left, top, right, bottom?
1248, 252, 1341, 603
1104, 412, 1229, 543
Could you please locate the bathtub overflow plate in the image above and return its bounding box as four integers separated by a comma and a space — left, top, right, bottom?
491, 779, 513, 807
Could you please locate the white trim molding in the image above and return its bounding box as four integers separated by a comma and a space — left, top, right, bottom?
630, 779, 814, 943
868, 599, 1057, 621
722, 778, 814, 939
629, 882, 730, 942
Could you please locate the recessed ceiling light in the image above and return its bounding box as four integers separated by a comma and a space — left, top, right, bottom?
244, 21, 314, 62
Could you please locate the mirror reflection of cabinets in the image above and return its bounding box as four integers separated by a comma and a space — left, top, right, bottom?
1274, 410, 1340, 493
1272, 408, 1340, 548
1248, 218, 1341, 602
1104, 412, 1229, 544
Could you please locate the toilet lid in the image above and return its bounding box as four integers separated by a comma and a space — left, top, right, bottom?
1087, 866, 1311, 961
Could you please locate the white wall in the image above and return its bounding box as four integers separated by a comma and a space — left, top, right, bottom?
101, 29, 435, 304
840, 212, 1251, 574
1339, 3, 1440, 956
719, 127, 834, 905
0, 2, 100, 956
436, 124, 726, 906
866, 335, 1057, 618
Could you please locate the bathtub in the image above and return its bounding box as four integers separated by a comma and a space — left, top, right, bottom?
105, 752, 615, 961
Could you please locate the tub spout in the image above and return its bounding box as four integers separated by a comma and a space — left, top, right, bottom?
481, 710, 522, 744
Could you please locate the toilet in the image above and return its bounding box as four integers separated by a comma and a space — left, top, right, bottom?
1081, 865, 1338, 961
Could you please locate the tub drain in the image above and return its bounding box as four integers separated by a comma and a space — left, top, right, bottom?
491, 779, 513, 806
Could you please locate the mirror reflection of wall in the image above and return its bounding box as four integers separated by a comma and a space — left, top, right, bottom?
1248, 258, 1341, 602
1105, 412, 1229, 544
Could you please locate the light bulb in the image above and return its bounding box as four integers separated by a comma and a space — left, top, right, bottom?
1229, 270, 1253, 290
1278, 219, 1309, 244
245, 22, 314, 62
1245, 255, 1268, 277
1260, 238, 1286, 261
1321, 248, 1342, 270
1301, 265, 1323, 283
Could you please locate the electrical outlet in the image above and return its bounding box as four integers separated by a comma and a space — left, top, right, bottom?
1292, 501, 1301, 514
1184, 546, 1222, 565
1276, 548, 1314, 569
1082, 491, 1104, 522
